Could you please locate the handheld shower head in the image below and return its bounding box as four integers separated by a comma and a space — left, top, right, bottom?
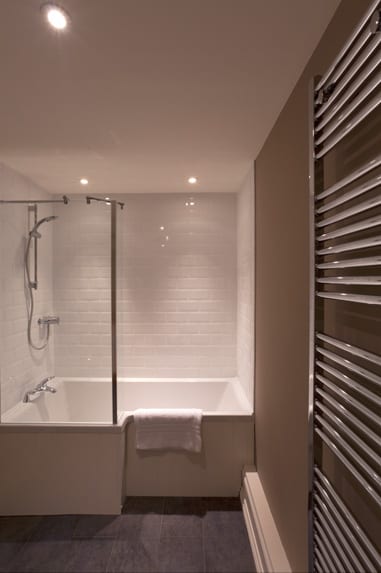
29, 215, 58, 238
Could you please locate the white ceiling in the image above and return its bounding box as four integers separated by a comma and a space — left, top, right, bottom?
0, 0, 340, 195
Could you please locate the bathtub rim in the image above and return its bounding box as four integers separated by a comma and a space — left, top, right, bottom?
0, 375, 253, 432
0, 411, 254, 433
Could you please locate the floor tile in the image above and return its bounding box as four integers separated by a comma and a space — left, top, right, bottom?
73, 516, 121, 539
203, 508, 247, 538
118, 513, 162, 541
65, 539, 114, 572
107, 538, 161, 573
204, 532, 255, 573
31, 516, 78, 541
0, 542, 25, 573
119, 498, 164, 540
158, 537, 204, 573
9, 540, 73, 573
161, 514, 203, 539
0, 517, 41, 542
162, 498, 205, 538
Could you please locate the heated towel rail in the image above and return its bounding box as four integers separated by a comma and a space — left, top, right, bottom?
309, 1, 381, 571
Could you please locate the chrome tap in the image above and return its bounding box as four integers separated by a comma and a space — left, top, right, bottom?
23, 376, 56, 403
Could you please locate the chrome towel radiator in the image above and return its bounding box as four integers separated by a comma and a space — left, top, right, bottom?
309, 1, 381, 571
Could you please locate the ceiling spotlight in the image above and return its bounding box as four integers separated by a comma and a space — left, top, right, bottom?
187, 177, 198, 185
160, 226, 165, 231
42, 3, 70, 30
80, 178, 89, 185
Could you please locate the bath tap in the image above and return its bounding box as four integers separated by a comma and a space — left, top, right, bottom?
23, 376, 57, 403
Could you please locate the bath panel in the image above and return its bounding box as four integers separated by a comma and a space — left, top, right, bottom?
0, 377, 254, 512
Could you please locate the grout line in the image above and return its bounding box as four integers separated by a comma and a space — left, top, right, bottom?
202, 506, 207, 573
159, 497, 165, 540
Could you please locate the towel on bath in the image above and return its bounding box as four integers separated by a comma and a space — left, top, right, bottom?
134, 408, 202, 452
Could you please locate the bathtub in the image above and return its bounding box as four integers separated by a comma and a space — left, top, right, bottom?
0, 377, 254, 514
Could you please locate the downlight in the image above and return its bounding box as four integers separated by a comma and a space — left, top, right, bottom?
41, 3, 70, 30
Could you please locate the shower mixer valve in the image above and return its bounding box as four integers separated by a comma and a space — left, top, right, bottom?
38, 316, 60, 326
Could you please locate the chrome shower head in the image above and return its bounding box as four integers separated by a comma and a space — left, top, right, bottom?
29, 215, 58, 238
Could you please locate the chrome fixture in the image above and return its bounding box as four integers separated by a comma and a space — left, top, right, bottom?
0, 196, 69, 205
38, 316, 60, 326
86, 195, 124, 210
23, 376, 56, 403
308, 1, 381, 570
29, 215, 57, 240
25, 212, 59, 350
86, 196, 122, 424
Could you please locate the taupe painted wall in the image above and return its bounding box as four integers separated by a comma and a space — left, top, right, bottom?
254, 1, 371, 571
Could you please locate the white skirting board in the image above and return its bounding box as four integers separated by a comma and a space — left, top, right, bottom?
240, 468, 291, 573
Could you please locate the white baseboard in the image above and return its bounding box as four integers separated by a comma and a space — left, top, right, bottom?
240, 468, 291, 573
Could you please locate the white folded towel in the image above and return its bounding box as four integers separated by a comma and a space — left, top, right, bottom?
134, 408, 202, 453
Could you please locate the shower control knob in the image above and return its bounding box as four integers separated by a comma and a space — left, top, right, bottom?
38, 316, 60, 326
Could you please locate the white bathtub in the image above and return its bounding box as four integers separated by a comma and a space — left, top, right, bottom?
2, 376, 252, 425
0, 377, 254, 513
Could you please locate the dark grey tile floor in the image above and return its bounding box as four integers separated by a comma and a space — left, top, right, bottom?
0, 497, 256, 573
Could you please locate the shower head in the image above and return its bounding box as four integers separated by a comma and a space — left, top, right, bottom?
29, 215, 58, 238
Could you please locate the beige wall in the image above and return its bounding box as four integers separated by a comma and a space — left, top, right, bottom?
254, 1, 371, 571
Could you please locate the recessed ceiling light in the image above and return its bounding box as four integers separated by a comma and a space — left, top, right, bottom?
42, 3, 69, 30
80, 178, 89, 185
160, 226, 165, 231
188, 177, 198, 185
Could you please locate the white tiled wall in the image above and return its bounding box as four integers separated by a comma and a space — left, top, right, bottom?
53, 193, 237, 378
53, 200, 112, 377
0, 164, 55, 415
1, 173, 253, 412
237, 164, 255, 404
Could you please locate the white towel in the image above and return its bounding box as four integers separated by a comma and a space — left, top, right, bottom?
134, 408, 202, 452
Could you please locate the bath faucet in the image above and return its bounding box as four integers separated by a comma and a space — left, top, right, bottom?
23, 376, 57, 403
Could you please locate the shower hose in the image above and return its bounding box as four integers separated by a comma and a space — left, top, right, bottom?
24, 235, 50, 350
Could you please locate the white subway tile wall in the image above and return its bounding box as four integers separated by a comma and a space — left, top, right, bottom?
53, 200, 112, 377
53, 193, 237, 378
1, 177, 254, 414
0, 164, 55, 415
237, 165, 255, 404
